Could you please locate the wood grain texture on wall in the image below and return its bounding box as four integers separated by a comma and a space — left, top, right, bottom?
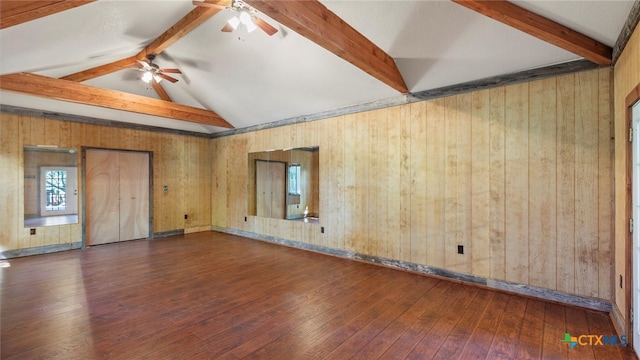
614, 23, 640, 324
212, 68, 613, 300
0, 113, 212, 252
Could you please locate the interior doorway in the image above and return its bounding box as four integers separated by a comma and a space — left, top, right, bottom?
84, 149, 151, 246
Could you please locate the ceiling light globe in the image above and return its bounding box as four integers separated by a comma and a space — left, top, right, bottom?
228, 16, 240, 30
141, 71, 153, 83
239, 11, 252, 25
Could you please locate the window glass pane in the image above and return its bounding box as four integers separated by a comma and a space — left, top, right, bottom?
289, 164, 300, 195
45, 170, 67, 211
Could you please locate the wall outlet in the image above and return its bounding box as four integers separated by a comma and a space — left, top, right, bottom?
184, 214, 188, 220
30, 228, 36, 235
321, 227, 325, 234
457, 245, 464, 254
245, 216, 247, 222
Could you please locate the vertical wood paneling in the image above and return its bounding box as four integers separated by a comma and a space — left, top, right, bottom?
456, 93, 472, 274
489, 87, 506, 280
387, 107, 401, 259
44, 119, 61, 146
556, 74, 576, 294
370, 108, 388, 257
58, 120, 71, 148
354, 111, 369, 254
234, 135, 248, 231
208, 68, 612, 301
174, 135, 186, 232
29, 116, 45, 145
43, 226, 59, 247
528, 78, 557, 289
212, 135, 228, 227
399, 104, 412, 262
575, 71, 600, 298
443, 96, 458, 270
410, 101, 428, 264
1, 66, 615, 304
185, 137, 211, 232
1, 113, 212, 253
471, 90, 491, 277
0, 113, 20, 251
598, 68, 613, 301
504, 83, 529, 284
320, 115, 344, 250
17, 116, 30, 249
343, 115, 357, 252
426, 98, 445, 269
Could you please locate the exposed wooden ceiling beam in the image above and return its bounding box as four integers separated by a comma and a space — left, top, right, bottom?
151, 81, 173, 103
451, 0, 612, 65
245, 0, 408, 93
0, 73, 234, 128
136, 0, 230, 60
60, 1, 228, 83
60, 56, 138, 82
0, 1, 94, 29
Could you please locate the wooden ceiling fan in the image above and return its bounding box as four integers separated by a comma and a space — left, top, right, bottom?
193, 0, 278, 36
136, 54, 182, 83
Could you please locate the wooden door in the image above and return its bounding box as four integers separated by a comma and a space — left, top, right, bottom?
270, 162, 286, 219
255, 160, 286, 219
256, 160, 271, 218
119, 152, 149, 241
86, 150, 120, 245
86, 150, 150, 245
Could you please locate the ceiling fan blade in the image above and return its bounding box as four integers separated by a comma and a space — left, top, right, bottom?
161, 68, 182, 74
221, 23, 235, 33
254, 16, 278, 36
192, 1, 225, 10
136, 59, 152, 70
159, 73, 179, 83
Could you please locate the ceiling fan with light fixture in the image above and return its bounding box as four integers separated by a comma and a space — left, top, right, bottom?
136, 54, 182, 84
193, 0, 278, 36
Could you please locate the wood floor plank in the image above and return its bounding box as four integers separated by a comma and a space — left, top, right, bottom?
431, 287, 494, 359
485, 295, 528, 358
514, 298, 545, 359
541, 301, 569, 359
585, 308, 636, 359
457, 293, 510, 360
404, 283, 481, 358
377, 279, 454, 359
0, 232, 630, 360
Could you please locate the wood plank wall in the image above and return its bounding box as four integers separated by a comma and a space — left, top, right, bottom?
0, 114, 212, 251
614, 23, 640, 326
212, 68, 613, 300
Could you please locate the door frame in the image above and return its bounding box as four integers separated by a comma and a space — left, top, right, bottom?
625, 83, 640, 349
81, 147, 154, 247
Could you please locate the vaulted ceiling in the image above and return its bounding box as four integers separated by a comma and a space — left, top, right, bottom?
0, 0, 637, 135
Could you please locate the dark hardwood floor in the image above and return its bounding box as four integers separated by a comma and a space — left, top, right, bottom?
1, 231, 636, 359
